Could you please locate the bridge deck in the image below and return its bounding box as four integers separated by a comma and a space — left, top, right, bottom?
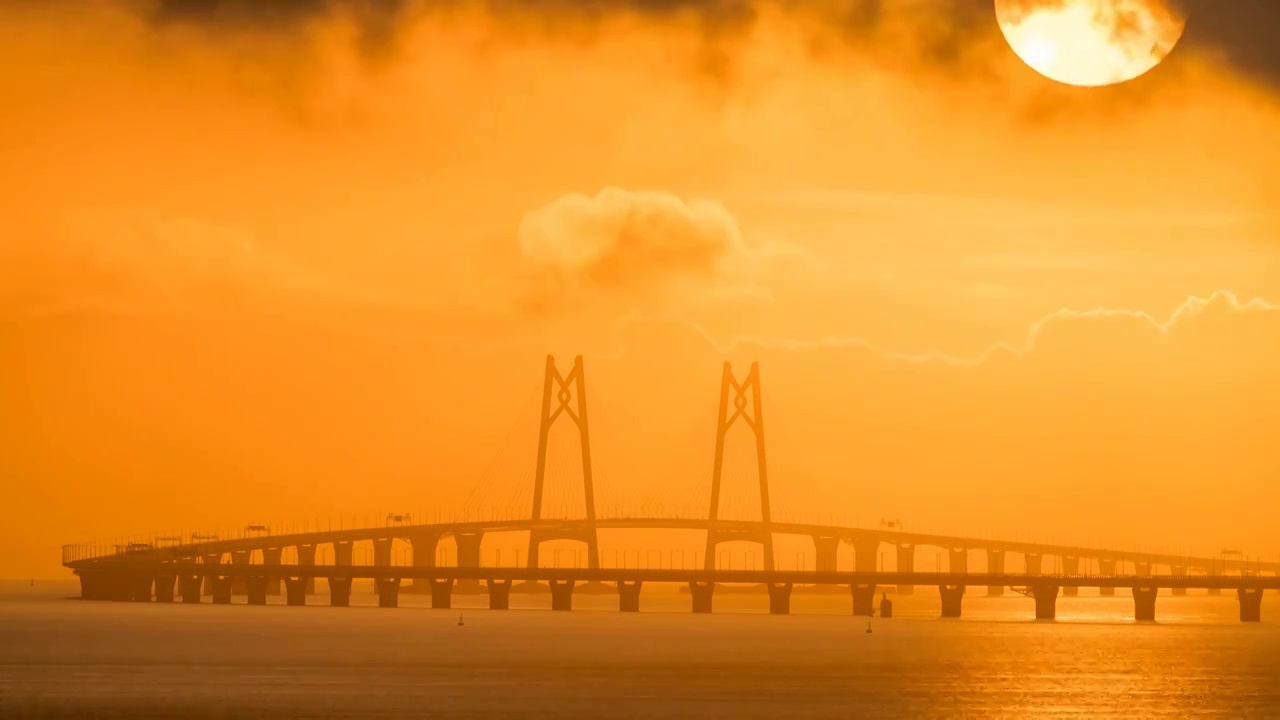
76, 563, 1280, 590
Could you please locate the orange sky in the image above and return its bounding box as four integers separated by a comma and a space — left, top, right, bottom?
2, 2, 1278, 577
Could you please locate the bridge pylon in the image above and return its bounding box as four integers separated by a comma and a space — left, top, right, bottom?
704, 361, 775, 571
527, 355, 600, 570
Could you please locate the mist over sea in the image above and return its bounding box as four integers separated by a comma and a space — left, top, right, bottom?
2, 580, 1278, 719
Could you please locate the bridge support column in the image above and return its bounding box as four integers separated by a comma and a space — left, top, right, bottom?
373, 538, 394, 568
455, 532, 485, 594
406, 533, 439, 595
948, 548, 968, 576
1133, 587, 1158, 621
1238, 588, 1263, 622
329, 577, 352, 607
487, 579, 511, 610
297, 544, 317, 594
376, 578, 401, 608
689, 582, 714, 613
246, 576, 268, 606
896, 545, 915, 595
939, 585, 964, 619
334, 541, 353, 568
768, 583, 792, 615
550, 579, 575, 611
851, 583, 876, 617
1062, 557, 1080, 596
202, 553, 222, 596
429, 579, 453, 609
618, 581, 642, 612
179, 575, 203, 603
1171, 566, 1187, 596
1207, 566, 1222, 595
813, 536, 840, 573
987, 550, 1005, 596
1098, 559, 1116, 596
130, 575, 153, 602
283, 577, 307, 606
853, 538, 880, 573
212, 577, 233, 605
154, 575, 176, 603
1031, 584, 1058, 620
1025, 552, 1042, 575
262, 547, 283, 596
231, 550, 250, 595
76, 571, 106, 600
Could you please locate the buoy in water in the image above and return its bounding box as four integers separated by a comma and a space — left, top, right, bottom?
865, 620, 872, 634
457, 614, 465, 627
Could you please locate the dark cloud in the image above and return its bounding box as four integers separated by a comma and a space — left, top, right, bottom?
119, 0, 1280, 91
1181, 0, 1280, 87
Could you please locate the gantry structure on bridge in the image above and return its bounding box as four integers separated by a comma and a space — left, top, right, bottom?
64, 356, 1279, 623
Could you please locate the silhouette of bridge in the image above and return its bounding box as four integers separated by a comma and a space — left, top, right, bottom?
64, 356, 1279, 623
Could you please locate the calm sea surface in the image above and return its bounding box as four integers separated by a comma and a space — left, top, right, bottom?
2, 580, 1278, 719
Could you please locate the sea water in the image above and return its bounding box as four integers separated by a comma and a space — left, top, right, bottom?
1, 580, 1278, 718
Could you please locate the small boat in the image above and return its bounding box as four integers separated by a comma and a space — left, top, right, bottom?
457, 614, 464, 627
865, 619, 872, 634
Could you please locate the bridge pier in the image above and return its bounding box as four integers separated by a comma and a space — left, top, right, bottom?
487, 579, 511, 610
373, 538, 394, 568
851, 583, 876, 617
549, 579, 575, 611
429, 579, 453, 609
1171, 566, 1187, 596
768, 583, 792, 615
202, 553, 222, 596
334, 540, 353, 568
261, 547, 283, 595
896, 545, 915, 595
689, 582, 714, 613
948, 548, 968, 576
283, 577, 308, 606
129, 574, 152, 602
455, 532, 485, 594
231, 550, 250, 595
1025, 552, 1042, 575
1133, 587, 1158, 621
376, 577, 401, 608
154, 575, 176, 603
247, 576, 269, 605
987, 550, 1005, 596
179, 575, 203, 603
297, 544, 317, 594
813, 536, 840, 574
853, 538, 879, 574
1238, 588, 1263, 622
329, 577, 353, 607
211, 576, 233, 605
1098, 559, 1116, 595
406, 533, 440, 595
1062, 557, 1080, 596
1031, 583, 1058, 620
618, 581, 642, 612
939, 585, 964, 618
1207, 566, 1222, 595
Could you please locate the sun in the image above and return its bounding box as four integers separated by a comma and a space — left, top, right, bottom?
995, 0, 1188, 87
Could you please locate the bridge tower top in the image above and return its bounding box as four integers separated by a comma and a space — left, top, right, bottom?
705, 361, 774, 570
531, 355, 597, 524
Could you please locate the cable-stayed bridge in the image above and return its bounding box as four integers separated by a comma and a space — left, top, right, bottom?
63, 356, 1279, 622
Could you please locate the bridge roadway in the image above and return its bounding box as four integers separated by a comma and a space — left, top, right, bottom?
74, 562, 1278, 623
61, 518, 1280, 578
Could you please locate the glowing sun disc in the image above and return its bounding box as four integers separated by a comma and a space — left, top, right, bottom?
995, 0, 1188, 87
